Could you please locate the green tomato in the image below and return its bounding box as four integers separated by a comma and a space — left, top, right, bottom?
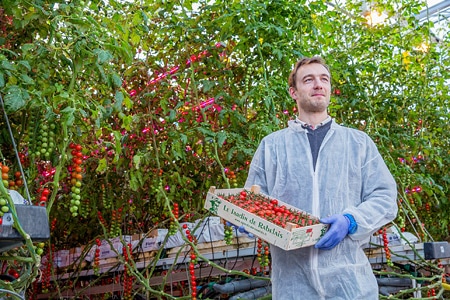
1, 206, 9, 213
0, 198, 7, 206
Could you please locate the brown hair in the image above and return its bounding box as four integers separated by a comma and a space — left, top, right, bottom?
288, 56, 331, 88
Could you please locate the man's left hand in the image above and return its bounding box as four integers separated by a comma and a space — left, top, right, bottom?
314, 214, 349, 250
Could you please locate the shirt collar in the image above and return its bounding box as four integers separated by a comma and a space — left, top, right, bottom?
295, 115, 332, 130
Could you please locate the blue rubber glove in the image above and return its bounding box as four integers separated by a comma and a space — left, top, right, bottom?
226, 221, 254, 238
314, 214, 350, 250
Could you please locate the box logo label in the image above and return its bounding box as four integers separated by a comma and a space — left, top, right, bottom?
208, 197, 222, 214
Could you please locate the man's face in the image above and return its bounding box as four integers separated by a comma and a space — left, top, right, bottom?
289, 63, 331, 114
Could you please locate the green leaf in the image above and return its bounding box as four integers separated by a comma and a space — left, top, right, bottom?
20, 74, 34, 85
120, 114, 133, 131
180, 133, 187, 144
130, 170, 143, 191
61, 106, 75, 126
96, 158, 107, 173
273, 48, 283, 61
18, 60, 31, 71
113, 91, 124, 112
0, 60, 15, 71
217, 131, 227, 147
200, 79, 215, 92
94, 49, 113, 64
110, 72, 122, 88
130, 32, 141, 45
113, 130, 122, 163
133, 152, 143, 169
96, 63, 107, 83
120, 40, 133, 64
132, 11, 143, 26
172, 140, 182, 160
123, 94, 133, 109
3, 85, 28, 112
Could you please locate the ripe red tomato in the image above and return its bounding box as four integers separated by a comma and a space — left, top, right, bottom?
42, 188, 50, 196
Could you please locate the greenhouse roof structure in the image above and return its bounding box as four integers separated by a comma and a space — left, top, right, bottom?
421, 0, 450, 35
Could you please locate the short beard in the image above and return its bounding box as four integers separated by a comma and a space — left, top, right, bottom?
299, 100, 329, 113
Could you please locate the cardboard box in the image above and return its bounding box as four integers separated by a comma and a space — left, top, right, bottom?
204, 185, 328, 250
40, 249, 70, 268
67, 246, 84, 265
132, 229, 168, 253
56, 249, 70, 268
85, 235, 132, 261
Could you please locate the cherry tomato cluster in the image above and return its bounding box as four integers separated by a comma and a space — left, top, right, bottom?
79, 197, 91, 218
41, 250, 53, 293
97, 211, 107, 228
1, 163, 25, 193
182, 223, 196, 244
243, 267, 259, 276
0, 164, 10, 218
35, 242, 45, 256
69, 143, 83, 217
35, 121, 56, 160
379, 227, 393, 267
220, 190, 319, 229
181, 224, 198, 299
203, 141, 213, 161
1, 163, 10, 188
101, 183, 112, 209
110, 208, 123, 237
244, 63, 254, 92
0, 197, 9, 216
6, 169, 24, 191
168, 203, 179, 235
396, 210, 406, 232
223, 221, 234, 245
257, 238, 270, 268
37, 187, 51, 206
50, 218, 57, 232
93, 238, 101, 275
13, 171, 23, 188
7, 267, 19, 280
226, 169, 239, 188
122, 243, 133, 300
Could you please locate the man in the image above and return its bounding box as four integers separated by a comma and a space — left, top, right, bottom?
244, 56, 398, 299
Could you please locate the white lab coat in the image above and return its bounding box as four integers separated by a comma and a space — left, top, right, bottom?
245, 119, 398, 299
